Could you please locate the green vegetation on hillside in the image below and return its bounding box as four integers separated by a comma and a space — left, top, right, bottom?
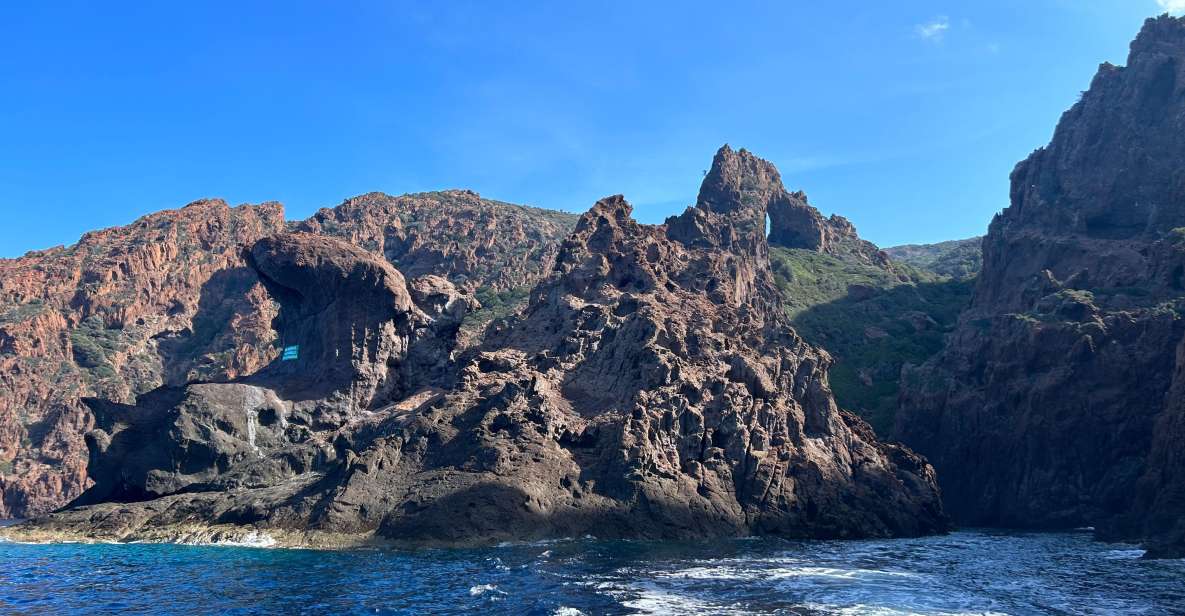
69, 315, 123, 381
771, 246, 973, 434
884, 237, 982, 280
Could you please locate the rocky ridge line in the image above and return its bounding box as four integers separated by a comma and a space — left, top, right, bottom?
7, 146, 947, 547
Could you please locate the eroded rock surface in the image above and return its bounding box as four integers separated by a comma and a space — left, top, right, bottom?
0, 200, 286, 517
897, 16, 1185, 556
0, 192, 575, 517
297, 190, 579, 294
11, 147, 946, 547
768, 191, 892, 269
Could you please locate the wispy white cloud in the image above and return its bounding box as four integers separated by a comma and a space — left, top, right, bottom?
915, 16, 950, 42
1158, 0, 1185, 14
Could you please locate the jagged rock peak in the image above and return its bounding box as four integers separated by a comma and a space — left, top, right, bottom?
1006, 14, 1185, 239
665, 146, 775, 255
669, 144, 892, 269
1131, 14, 1185, 57
696, 144, 784, 218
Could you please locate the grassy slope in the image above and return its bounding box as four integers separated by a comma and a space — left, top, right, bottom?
884, 237, 982, 280
771, 246, 974, 434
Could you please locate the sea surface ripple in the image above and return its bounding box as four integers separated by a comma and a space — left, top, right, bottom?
1, 530, 1182, 615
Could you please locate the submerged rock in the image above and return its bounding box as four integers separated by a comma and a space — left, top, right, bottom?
10, 147, 946, 547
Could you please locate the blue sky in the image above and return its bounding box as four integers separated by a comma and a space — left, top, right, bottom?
0, 1, 1178, 256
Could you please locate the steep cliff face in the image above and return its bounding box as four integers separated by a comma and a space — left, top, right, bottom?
0, 191, 577, 518
897, 16, 1185, 554
9, 147, 946, 547
0, 200, 286, 517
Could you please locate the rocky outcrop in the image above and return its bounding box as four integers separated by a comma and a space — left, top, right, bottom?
297, 190, 579, 293
9, 146, 946, 547
0, 200, 286, 518
0, 191, 576, 518
767, 190, 893, 269
71, 233, 469, 510
897, 16, 1185, 555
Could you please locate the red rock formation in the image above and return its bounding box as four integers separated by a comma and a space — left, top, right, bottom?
0, 199, 286, 517
768, 190, 893, 269
9, 147, 946, 547
297, 190, 578, 293
0, 192, 577, 518
897, 15, 1185, 556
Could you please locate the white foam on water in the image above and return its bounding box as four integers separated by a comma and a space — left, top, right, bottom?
801, 603, 1008, 616
469, 584, 500, 597
200, 530, 278, 548
1103, 549, 1146, 560
496, 537, 574, 548
659, 565, 756, 581
592, 580, 749, 616
767, 566, 919, 580
552, 608, 584, 616
653, 563, 918, 584
620, 584, 743, 615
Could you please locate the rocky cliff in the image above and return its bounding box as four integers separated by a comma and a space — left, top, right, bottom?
767, 189, 894, 269
8, 146, 946, 547
297, 190, 578, 295
0, 192, 576, 518
0, 200, 287, 518
897, 15, 1185, 556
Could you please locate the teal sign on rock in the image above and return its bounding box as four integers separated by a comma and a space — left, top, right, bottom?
281, 345, 299, 361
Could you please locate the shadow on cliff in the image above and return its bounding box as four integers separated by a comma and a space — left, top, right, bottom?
156, 262, 369, 405
787, 277, 974, 436
156, 266, 273, 387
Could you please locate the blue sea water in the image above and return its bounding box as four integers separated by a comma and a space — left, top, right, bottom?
1, 530, 1183, 615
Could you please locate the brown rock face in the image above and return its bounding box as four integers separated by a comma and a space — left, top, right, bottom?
296, 190, 579, 293
897, 16, 1185, 555
0, 200, 286, 518
675, 146, 893, 270
0, 191, 576, 518
769, 192, 892, 269
71, 233, 470, 509
11, 147, 946, 546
